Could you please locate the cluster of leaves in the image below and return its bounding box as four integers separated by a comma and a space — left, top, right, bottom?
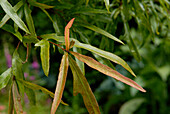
0, 0, 169, 113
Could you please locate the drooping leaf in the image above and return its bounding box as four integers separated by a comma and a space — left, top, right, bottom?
65, 18, 75, 51
25, 87, 36, 105
0, 0, 23, 28
68, 55, 101, 114
16, 79, 68, 106
73, 47, 85, 75
104, 0, 110, 12
0, 0, 30, 33
12, 50, 25, 97
119, 98, 145, 114
12, 81, 23, 114
0, 68, 12, 90
8, 84, 14, 114
35, 40, 50, 76
24, 4, 37, 40
1, 24, 23, 41
28, 0, 54, 9
70, 51, 146, 92
39, 34, 135, 76
51, 53, 69, 114
79, 23, 124, 44
73, 39, 135, 76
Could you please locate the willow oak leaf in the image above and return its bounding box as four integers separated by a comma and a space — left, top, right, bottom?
70, 51, 146, 92
51, 53, 69, 114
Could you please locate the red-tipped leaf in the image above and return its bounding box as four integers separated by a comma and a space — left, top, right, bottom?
64, 18, 75, 51
70, 51, 146, 92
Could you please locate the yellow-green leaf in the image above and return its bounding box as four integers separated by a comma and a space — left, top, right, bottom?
65, 18, 75, 51
70, 52, 146, 92
39, 34, 135, 76
12, 50, 24, 97
0, 68, 12, 90
104, 0, 110, 12
28, 0, 54, 9
24, 4, 37, 39
68, 55, 101, 114
16, 78, 68, 106
0, 0, 23, 28
35, 40, 50, 76
79, 23, 124, 44
12, 81, 23, 114
0, 0, 30, 33
51, 53, 69, 114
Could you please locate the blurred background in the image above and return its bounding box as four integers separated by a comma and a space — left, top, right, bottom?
0, 0, 170, 114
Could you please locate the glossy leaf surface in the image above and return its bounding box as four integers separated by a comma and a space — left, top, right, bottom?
0, 1, 23, 28
70, 52, 146, 92
0, 68, 12, 90
51, 53, 69, 114
35, 40, 50, 76
69, 55, 101, 114
79, 23, 124, 44
28, 0, 54, 9
16, 79, 68, 106
12, 50, 25, 97
65, 18, 75, 51
0, 0, 30, 33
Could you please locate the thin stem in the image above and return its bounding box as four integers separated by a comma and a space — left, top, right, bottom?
22, 44, 29, 64
16, 41, 21, 50
37, 36, 67, 52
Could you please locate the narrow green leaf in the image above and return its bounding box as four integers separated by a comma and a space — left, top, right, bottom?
68, 55, 101, 114
16, 79, 68, 106
8, 84, 14, 114
1, 24, 22, 41
28, 0, 54, 9
39, 34, 135, 76
119, 98, 145, 114
70, 52, 146, 92
25, 87, 36, 105
0, 0, 23, 28
51, 53, 69, 114
12, 81, 23, 114
73, 47, 85, 75
79, 23, 124, 44
65, 18, 75, 51
104, 0, 110, 12
0, 68, 12, 90
73, 39, 135, 77
35, 40, 50, 76
0, 0, 30, 33
12, 50, 24, 97
24, 4, 37, 38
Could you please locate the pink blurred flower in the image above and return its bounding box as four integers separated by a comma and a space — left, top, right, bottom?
29, 76, 35, 81
32, 61, 39, 69
24, 73, 29, 78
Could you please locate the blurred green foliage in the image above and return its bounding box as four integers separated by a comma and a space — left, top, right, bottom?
0, 0, 170, 114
